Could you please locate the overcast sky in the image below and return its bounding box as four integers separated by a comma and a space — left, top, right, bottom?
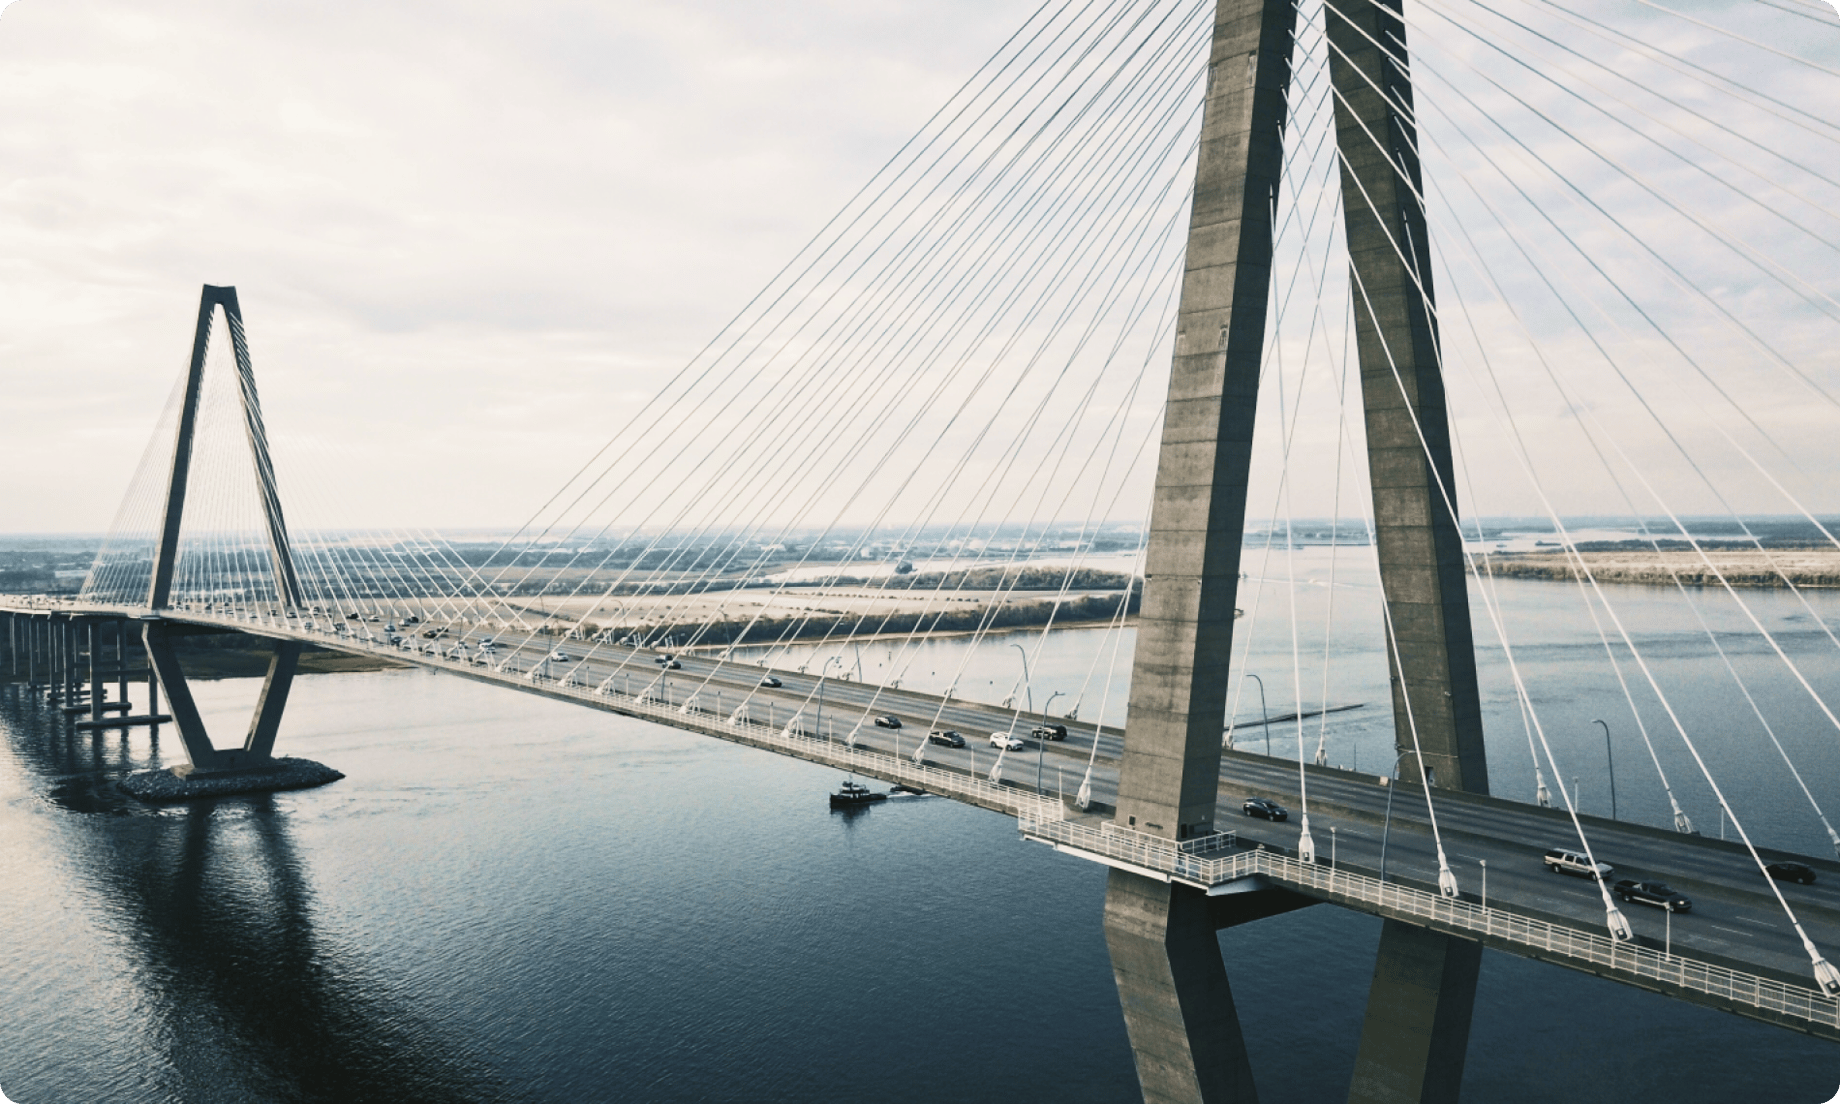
0, 0, 1037, 531
1, 0, 1835, 534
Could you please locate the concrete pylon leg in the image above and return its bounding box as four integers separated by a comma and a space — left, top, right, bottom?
1105, 870, 1259, 1104
1346, 921, 1481, 1104
243, 641, 301, 760
142, 623, 222, 771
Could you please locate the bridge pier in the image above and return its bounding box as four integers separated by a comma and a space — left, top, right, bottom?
1106, 872, 1261, 1104
1347, 924, 1481, 1104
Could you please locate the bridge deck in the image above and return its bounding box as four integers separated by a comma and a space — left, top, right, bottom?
11, 600, 1840, 1040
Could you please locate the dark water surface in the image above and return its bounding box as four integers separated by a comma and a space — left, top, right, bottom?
1, 659, 1837, 1102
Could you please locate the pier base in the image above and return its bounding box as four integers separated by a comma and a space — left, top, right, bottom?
119, 757, 344, 802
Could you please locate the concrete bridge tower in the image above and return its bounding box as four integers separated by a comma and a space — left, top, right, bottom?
1105, 0, 1488, 1101
138, 285, 321, 785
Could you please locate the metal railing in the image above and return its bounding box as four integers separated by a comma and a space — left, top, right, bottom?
1019, 813, 1840, 1032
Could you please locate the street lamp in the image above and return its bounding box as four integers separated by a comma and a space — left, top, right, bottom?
818, 657, 842, 742
1595, 718, 1616, 821
1008, 643, 1034, 713
1227, 673, 1271, 755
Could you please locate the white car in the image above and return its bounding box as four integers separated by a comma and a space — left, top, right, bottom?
549, 650, 573, 662
989, 731, 1025, 751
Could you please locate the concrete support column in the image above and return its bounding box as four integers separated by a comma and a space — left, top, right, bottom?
116, 620, 130, 708
243, 641, 301, 760
146, 633, 160, 720
141, 622, 220, 770
1347, 923, 1481, 1104
62, 618, 77, 705
88, 620, 102, 720
1105, 871, 1260, 1104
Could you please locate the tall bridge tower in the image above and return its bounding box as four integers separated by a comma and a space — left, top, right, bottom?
141, 284, 313, 779
1106, 0, 1488, 1100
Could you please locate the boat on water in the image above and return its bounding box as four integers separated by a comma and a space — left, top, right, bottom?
829, 780, 887, 808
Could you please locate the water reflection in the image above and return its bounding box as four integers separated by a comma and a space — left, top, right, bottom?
1, 687, 520, 1104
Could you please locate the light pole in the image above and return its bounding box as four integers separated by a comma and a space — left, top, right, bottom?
1234, 672, 1270, 756
1379, 750, 1411, 883
818, 657, 841, 742
1480, 859, 1488, 910
1044, 690, 1065, 718
1330, 826, 1337, 871
1008, 643, 1033, 713
1595, 718, 1616, 821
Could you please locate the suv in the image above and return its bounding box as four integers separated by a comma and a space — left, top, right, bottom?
990, 731, 1025, 751
1544, 848, 1613, 880
1613, 879, 1692, 912
927, 730, 965, 748
1031, 723, 1068, 741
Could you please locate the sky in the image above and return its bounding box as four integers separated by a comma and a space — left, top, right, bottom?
0, 0, 1033, 531
0, 0, 1836, 535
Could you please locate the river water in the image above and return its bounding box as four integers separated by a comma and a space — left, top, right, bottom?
3, 561, 1839, 1101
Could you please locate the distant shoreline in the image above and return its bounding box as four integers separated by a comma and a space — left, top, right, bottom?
1473, 548, 1840, 589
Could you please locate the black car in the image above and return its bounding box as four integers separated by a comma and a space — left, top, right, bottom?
874, 715, 902, 729
1767, 861, 1818, 885
1031, 723, 1068, 741
759, 676, 783, 688
1613, 879, 1692, 912
927, 730, 966, 748
662, 659, 682, 670
1242, 798, 1289, 821
654, 654, 674, 664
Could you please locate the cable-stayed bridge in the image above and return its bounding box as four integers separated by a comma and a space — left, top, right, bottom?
5, 0, 1840, 1100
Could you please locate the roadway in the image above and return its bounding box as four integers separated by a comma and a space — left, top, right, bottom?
16, 600, 1840, 1005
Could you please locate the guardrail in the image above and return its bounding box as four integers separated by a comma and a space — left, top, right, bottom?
1019, 813, 1840, 1033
